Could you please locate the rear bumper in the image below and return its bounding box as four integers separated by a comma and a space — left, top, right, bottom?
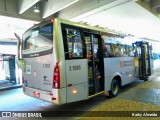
23, 86, 66, 105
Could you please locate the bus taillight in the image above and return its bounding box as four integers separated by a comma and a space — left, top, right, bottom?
53, 62, 60, 89
50, 19, 54, 23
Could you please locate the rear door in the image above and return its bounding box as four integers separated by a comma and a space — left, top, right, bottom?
84, 33, 104, 96
132, 41, 152, 80
61, 24, 88, 103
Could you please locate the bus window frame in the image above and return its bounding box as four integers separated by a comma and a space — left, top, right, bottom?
23, 23, 53, 50
61, 23, 86, 60
22, 22, 53, 58
101, 33, 135, 58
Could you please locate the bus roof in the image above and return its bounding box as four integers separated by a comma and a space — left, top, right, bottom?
57, 18, 125, 36
23, 18, 127, 37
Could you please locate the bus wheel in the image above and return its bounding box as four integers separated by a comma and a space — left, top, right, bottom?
109, 79, 120, 97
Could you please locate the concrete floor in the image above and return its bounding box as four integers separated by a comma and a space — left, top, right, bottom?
0, 70, 160, 120
0, 80, 21, 90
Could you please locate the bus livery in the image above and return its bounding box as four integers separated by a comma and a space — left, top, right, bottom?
16, 18, 152, 104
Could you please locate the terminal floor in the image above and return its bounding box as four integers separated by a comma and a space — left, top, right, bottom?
0, 80, 21, 90
0, 70, 160, 120
74, 70, 160, 120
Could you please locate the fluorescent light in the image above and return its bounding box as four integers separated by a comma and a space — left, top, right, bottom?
34, 6, 40, 13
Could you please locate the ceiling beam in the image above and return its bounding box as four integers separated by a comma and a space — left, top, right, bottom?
55, 0, 137, 21
55, 0, 115, 20
157, 7, 160, 13
0, 0, 42, 21
42, 0, 79, 18
136, 0, 158, 17
18, 0, 40, 14
151, 0, 160, 9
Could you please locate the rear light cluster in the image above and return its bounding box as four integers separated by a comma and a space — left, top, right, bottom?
49, 93, 56, 101
50, 19, 54, 23
53, 62, 60, 89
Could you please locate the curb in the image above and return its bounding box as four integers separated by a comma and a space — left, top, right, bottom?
0, 85, 22, 91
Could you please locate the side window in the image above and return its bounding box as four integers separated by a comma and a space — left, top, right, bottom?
102, 34, 135, 58
64, 28, 83, 59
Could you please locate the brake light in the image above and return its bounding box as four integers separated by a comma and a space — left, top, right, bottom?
53, 62, 60, 89
50, 19, 54, 23
52, 97, 56, 100
33, 24, 38, 27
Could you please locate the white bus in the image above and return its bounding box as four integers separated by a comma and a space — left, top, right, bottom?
16, 18, 152, 104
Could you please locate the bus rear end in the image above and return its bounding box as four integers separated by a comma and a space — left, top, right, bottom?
21, 20, 65, 104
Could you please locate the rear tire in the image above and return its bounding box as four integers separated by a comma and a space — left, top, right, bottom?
109, 79, 120, 97
144, 76, 149, 81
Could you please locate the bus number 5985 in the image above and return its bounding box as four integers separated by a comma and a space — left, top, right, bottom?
69, 65, 81, 71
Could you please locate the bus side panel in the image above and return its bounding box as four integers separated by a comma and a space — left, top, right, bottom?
104, 57, 137, 91
67, 83, 88, 103
52, 88, 67, 104
65, 59, 88, 103
65, 59, 88, 85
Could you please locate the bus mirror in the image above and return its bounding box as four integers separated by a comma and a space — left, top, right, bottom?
17, 40, 21, 59
16, 58, 26, 70
14, 33, 22, 59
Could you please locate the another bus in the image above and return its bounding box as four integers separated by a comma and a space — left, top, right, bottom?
15, 18, 152, 104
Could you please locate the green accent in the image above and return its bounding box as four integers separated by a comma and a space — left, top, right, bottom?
56, 18, 121, 36
16, 59, 26, 70
88, 91, 104, 98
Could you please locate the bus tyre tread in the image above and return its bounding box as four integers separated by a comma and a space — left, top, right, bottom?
109, 79, 120, 97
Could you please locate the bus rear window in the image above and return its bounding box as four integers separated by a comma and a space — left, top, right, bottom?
23, 23, 53, 50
